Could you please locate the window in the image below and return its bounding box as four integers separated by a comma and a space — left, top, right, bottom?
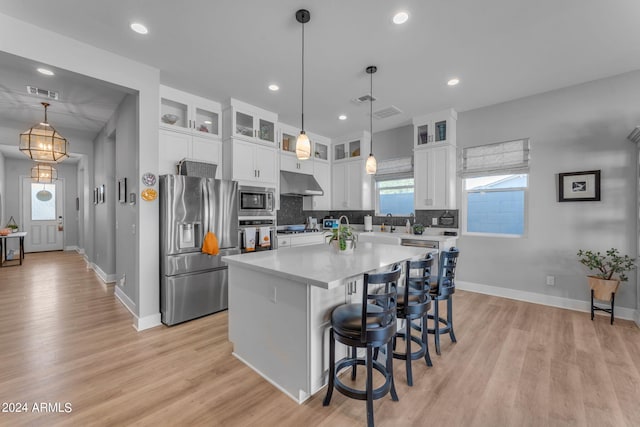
376, 176, 414, 216
465, 174, 527, 235
460, 139, 529, 236
31, 183, 56, 221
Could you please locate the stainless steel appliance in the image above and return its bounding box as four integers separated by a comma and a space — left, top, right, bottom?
160, 174, 239, 325
238, 218, 277, 252
238, 185, 275, 216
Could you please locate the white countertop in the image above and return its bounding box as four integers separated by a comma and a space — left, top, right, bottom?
223, 242, 430, 289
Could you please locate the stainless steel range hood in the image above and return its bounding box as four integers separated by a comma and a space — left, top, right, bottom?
280, 171, 324, 196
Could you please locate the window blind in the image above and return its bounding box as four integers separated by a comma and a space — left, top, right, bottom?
459, 138, 529, 178
375, 156, 413, 176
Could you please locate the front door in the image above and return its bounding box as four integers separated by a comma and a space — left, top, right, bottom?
22, 177, 64, 253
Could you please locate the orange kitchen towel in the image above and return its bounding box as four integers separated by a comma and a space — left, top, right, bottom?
259, 226, 271, 248
202, 232, 219, 255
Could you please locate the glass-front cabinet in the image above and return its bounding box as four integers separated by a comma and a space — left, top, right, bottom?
223, 98, 278, 145
160, 85, 220, 138
332, 131, 370, 162
413, 108, 457, 148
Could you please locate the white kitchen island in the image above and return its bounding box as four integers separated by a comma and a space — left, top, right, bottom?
222, 242, 429, 403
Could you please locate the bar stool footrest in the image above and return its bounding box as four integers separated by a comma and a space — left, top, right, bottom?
334, 357, 393, 401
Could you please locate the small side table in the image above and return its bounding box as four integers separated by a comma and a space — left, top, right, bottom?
591, 289, 615, 325
0, 232, 27, 267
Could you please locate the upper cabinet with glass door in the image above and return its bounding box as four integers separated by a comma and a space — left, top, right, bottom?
332, 131, 370, 162
222, 98, 278, 145
412, 108, 457, 148
160, 85, 221, 139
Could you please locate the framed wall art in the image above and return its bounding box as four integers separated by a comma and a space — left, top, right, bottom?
558, 170, 601, 202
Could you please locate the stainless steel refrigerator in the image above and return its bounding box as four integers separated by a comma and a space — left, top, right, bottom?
160, 174, 239, 325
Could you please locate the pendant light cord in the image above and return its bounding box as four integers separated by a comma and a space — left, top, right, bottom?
370, 69, 373, 155
301, 20, 305, 132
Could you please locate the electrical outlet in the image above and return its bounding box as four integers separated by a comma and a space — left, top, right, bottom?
546, 275, 555, 286
432, 218, 438, 226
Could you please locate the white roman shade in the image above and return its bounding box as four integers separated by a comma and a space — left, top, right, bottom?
459, 138, 530, 178
375, 157, 413, 176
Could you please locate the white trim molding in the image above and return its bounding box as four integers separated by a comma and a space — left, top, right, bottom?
64, 245, 79, 252
91, 263, 118, 284
115, 287, 162, 331
457, 280, 637, 322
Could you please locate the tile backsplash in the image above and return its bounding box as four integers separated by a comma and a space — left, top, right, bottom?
278, 196, 458, 229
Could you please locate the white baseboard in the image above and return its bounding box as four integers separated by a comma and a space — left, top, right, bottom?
64, 245, 78, 252
457, 280, 638, 322
135, 313, 162, 331
91, 263, 117, 284
635, 310, 640, 328
114, 287, 162, 331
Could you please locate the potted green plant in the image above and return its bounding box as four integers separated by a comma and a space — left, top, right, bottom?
325, 215, 357, 254
577, 248, 635, 301
6, 216, 18, 233
413, 223, 425, 235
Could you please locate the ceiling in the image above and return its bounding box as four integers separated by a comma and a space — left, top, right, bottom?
1, 0, 640, 145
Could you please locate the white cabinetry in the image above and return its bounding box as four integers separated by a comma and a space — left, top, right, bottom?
412, 109, 457, 147
223, 98, 277, 145
332, 160, 372, 210
332, 131, 370, 162
303, 160, 331, 210
159, 130, 222, 178
414, 144, 456, 210
223, 139, 277, 185
280, 153, 314, 174
160, 85, 221, 136
158, 86, 222, 178
277, 233, 324, 248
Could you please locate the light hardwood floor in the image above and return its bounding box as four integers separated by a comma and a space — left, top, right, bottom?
1, 251, 639, 426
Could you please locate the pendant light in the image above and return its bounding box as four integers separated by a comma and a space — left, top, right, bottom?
20, 102, 69, 163
365, 66, 378, 174
295, 9, 311, 160
31, 162, 58, 183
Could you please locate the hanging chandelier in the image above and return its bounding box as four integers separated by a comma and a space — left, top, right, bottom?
20, 102, 69, 163
365, 65, 378, 174
31, 162, 58, 183
295, 9, 311, 160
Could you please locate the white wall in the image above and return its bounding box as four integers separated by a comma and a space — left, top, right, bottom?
0, 151, 5, 227
93, 128, 116, 276
457, 70, 640, 311
114, 94, 139, 309
373, 124, 413, 161
0, 12, 160, 329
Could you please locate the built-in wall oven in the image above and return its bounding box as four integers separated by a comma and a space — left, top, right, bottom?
238, 218, 277, 253
238, 185, 275, 217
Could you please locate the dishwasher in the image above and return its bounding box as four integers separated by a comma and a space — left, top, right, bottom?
401, 238, 440, 274
401, 238, 439, 250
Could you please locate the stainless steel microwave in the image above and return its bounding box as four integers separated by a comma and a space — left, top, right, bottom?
238, 185, 275, 216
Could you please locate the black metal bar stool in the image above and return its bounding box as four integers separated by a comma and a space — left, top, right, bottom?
392, 255, 434, 386
428, 248, 460, 355
323, 267, 401, 427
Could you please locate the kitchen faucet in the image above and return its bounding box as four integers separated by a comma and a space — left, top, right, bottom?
386, 213, 395, 233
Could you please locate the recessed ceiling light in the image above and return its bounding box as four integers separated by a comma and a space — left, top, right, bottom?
447, 78, 460, 86
393, 12, 409, 25
268, 84, 279, 91
37, 68, 54, 76
338, 115, 347, 121
130, 22, 148, 35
